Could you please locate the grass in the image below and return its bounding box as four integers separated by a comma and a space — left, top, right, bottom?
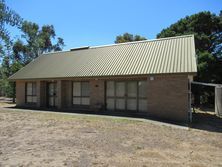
0, 108, 143, 124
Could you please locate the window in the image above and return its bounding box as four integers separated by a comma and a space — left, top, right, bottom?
138, 81, 147, 111
73, 82, 90, 105
138, 81, 147, 98
106, 80, 147, 112
26, 82, 37, 103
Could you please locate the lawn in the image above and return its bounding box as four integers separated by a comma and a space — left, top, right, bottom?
0, 107, 222, 167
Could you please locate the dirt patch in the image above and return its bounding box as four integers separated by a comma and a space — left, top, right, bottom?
0, 108, 222, 167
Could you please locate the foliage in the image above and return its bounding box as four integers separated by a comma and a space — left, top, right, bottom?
157, 11, 222, 83
13, 21, 65, 65
0, 0, 23, 97
115, 33, 147, 43
157, 11, 222, 105
0, 1, 65, 97
0, 56, 12, 97
0, 0, 22, 56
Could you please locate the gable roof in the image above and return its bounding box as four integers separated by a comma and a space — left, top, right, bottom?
9, 35, 197, 80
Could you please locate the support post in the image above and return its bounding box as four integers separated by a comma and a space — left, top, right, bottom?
57, 80, 63, 109
12, 82, 16, 103
215, 86, 222, 117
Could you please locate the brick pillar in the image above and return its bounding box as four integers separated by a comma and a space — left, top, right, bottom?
90, 80, 105, 110
57, 80, 66, 109
215, 87, 222, 117
57, 80, 61, 109
37, 81, 41, 107
37, 81, 47, 108
16, 81, 26, 106
63, 80, 72, 108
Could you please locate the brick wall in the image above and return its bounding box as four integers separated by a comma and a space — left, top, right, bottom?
39, 81, 47, 107
62, 80, 72, 108
147, 75, 189, 122
15, 74, 189, 122
90, 80, 105, 110
16, 81, 26, 106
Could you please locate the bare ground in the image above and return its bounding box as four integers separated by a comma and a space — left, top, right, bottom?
0, 104, 222, 166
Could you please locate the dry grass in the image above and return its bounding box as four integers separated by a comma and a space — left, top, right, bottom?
0, 107, 222, 167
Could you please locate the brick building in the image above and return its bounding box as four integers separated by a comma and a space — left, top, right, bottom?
9, 35, 197, 122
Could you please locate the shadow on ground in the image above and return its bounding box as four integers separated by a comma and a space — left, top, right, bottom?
191, 111, 222, 133
2, 100, 222, 133
5, 105, 188, 127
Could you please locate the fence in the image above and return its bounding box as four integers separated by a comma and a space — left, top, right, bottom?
191, 81, 222, 117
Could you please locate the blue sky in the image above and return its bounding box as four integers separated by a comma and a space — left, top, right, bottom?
6, 0, 222, 50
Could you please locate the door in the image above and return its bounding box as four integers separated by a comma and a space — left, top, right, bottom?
47, 82, 58, 108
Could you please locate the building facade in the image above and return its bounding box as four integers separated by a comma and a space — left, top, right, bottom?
10, 35, 197, 122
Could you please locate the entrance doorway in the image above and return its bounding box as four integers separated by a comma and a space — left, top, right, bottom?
47, 82, 58, 108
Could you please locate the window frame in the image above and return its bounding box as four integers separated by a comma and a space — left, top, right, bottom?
72, 81, 90, 106
106, 80, 147, 112
25, 82, 37, 104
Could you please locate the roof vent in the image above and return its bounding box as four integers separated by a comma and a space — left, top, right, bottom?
70, 46, 90, 51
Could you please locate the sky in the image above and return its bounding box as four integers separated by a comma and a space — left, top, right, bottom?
6, 0, 222, 50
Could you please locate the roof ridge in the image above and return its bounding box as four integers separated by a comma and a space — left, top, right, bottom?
42, 50, 70, 56
90, 34, 194, 49
42, 34, 194, 55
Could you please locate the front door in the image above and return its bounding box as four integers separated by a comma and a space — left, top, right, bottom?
47, 82, 58, 108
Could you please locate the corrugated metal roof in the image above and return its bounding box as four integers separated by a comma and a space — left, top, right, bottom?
9, 35, 197, 80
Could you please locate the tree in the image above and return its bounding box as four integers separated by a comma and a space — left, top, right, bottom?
157, 11, 222, 105
115, 33, 147, 43
0, 56, 12, 97
0, 0, 22, 98
13, 21, 65, 64
157, 11, 222, 83
0, 1, 65, 98
5, 21, 65, 99
0, 0, 22, 56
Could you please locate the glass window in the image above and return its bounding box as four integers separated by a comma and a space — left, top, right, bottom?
26, 96, 32, 103
116, 99, 125, 110
73, 82, 81, 96
106, 80, 147, 112
138, 81, 147, 98
81, 97, 90, 105
127, 99, 137, 110
26, 82, 37, 103
106, 98, 115, 110
27, 83, 32, 95
106, 81, 114, 97
116, 82, 125, 97
72, 82, 90, 105
139, 99, 147, 112
32, 83, 37, 95
127, 82, 137, 97
81, 82, 90, 96
73, 97, 81, 105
